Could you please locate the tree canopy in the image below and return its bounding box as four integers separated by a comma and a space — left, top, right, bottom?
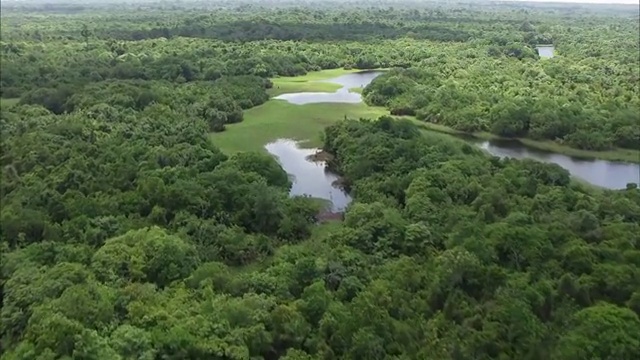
1, 1, 639, 359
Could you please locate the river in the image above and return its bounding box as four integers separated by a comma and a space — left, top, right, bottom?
270, 70, 639, 193
468, 137, 639, 189
265, 139, 351, 211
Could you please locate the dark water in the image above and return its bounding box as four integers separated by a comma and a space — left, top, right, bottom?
466, 137, 640, 189
273, 71, 382, 105
265, 139, 351, 211
537, 45, 555, 58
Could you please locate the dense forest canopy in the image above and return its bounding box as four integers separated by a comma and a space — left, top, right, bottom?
1, 0, 638, 150
1, 1, 639, 359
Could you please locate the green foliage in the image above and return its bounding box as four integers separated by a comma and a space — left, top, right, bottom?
318, 117, 640, 358
2, 1, 639, 359
365, 48, 639, 150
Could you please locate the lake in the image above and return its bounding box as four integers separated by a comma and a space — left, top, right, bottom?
273, 71, 382, 105
271, 70, 639, 190
265, 139, 351, 211
537, 45, 555, 58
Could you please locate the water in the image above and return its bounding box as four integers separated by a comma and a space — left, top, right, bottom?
270, 70, 639, 190
469, 138, 639, 189
537, 45, 555, 58
273, 71, 382, 105
265, 139, 351, 211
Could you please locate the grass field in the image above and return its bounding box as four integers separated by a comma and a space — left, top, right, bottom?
267, 68, 364, 96
212, 68, 390, 153
0, 98, 19, 108
268, 81, 341, 97
212, 100, 389, 153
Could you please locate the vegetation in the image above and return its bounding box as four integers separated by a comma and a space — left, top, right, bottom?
212, 69, 390, 153
2, 1, 639, 359
362, 18, 640, 153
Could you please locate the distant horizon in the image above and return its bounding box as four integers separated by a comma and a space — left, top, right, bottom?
498, 0, 639, 4
2, 0, 639, 4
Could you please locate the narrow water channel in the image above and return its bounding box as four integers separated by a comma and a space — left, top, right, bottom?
469, 138, 639, 189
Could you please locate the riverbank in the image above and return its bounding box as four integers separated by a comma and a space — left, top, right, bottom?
306, 149, 334, 162
416, 122, 640, 164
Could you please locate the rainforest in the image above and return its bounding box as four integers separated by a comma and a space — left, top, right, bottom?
1, 0, 639, 359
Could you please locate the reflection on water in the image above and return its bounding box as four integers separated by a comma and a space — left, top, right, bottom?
265, 139, 351, 211
470, 138, 640, 189
537, 45, 555, 58
273, 71, 382, 105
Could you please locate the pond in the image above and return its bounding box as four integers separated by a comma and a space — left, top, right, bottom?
265, 139, 351, 211
537, 45, 555, 58
466, 137, 640, 189
273, 71, 382, 105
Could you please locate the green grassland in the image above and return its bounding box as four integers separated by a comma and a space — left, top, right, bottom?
267, 68, 363, 96
267, 80, 341, 97
212, 69, 390, 153
0, 98, 20, 108
212, 100, 390, 153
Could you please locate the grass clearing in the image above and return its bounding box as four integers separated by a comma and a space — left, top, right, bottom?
0, 98, 20, 108
275, 68, 364, 82
212, 100, 389, 153
268, 82, 341, 97
267, 68, 364, 97
212, 68, 391, 153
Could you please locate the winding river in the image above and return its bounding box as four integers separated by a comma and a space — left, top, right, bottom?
265, 139, 351, 212
268, 70, 639, 208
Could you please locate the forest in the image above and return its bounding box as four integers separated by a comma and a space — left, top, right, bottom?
1, 0, 639, 359
1, 0, 638, 153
